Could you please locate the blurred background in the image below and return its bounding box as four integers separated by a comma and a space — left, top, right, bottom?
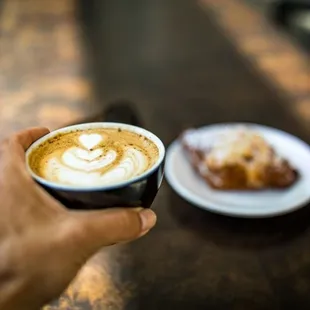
250, 0, 310, 51
0, 0, 309, 140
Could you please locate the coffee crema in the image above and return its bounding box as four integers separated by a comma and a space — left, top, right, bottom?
28, 128, 159, 186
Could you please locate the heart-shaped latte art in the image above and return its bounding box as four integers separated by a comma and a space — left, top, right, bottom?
75, 149, 102, 161
36, 129, 158, 186
79, 134, 103, 150
46, 147, 148, 185
62, 148, 116, 172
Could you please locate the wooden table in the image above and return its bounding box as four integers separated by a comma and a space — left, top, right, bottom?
1, 0, 310, 309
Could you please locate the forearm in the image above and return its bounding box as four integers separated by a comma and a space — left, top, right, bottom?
0, 278, 44, 310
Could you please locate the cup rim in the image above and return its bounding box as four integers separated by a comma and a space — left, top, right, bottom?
25, 122, 165, 192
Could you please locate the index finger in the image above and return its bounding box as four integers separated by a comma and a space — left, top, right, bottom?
11, 127, 50, 151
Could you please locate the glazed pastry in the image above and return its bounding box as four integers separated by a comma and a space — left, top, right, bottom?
182, 126, 298, 190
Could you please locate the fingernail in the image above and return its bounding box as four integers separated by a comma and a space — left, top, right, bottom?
134, 207, 144, 212
139, 209, 157, 232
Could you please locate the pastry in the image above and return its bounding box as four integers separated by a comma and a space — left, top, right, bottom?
181, 126, 298, 190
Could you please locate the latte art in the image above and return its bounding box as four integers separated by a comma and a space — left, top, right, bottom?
62, 148, 116, 171
28, 128, 159, 186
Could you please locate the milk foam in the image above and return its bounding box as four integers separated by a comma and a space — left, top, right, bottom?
79, 133, 102, 150
62, 148, 116, 172
46, 148, 148, 186
35, 129, 156, 186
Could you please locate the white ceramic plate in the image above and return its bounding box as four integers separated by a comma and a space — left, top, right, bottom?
165, 123, 310, 218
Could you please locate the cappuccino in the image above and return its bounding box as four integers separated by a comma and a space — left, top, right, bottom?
28, 128, 159, 186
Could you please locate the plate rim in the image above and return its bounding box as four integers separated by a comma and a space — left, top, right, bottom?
165, 123, 310, 218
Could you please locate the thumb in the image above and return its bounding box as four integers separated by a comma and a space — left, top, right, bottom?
68, 208, 157, 255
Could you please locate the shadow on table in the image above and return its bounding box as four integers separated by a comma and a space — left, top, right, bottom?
168, 189, 310, 249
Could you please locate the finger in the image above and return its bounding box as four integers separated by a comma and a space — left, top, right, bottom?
11, 127, 50, 151
69, 208, 157, 255
8, 127, 50, 163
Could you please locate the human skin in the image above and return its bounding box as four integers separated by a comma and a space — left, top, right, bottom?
0, 127, 157, 310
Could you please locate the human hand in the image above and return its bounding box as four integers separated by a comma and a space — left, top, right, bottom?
0, 128, 157, 310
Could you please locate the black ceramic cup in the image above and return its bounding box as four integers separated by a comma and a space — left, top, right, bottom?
25, 122, 165, 210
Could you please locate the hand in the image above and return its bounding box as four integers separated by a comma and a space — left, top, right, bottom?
0, 128, 157, 310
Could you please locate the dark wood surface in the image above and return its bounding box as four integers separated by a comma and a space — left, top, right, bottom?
198, 0, 310, 133
1, 0, 310, 309
0, 0, 96, 139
